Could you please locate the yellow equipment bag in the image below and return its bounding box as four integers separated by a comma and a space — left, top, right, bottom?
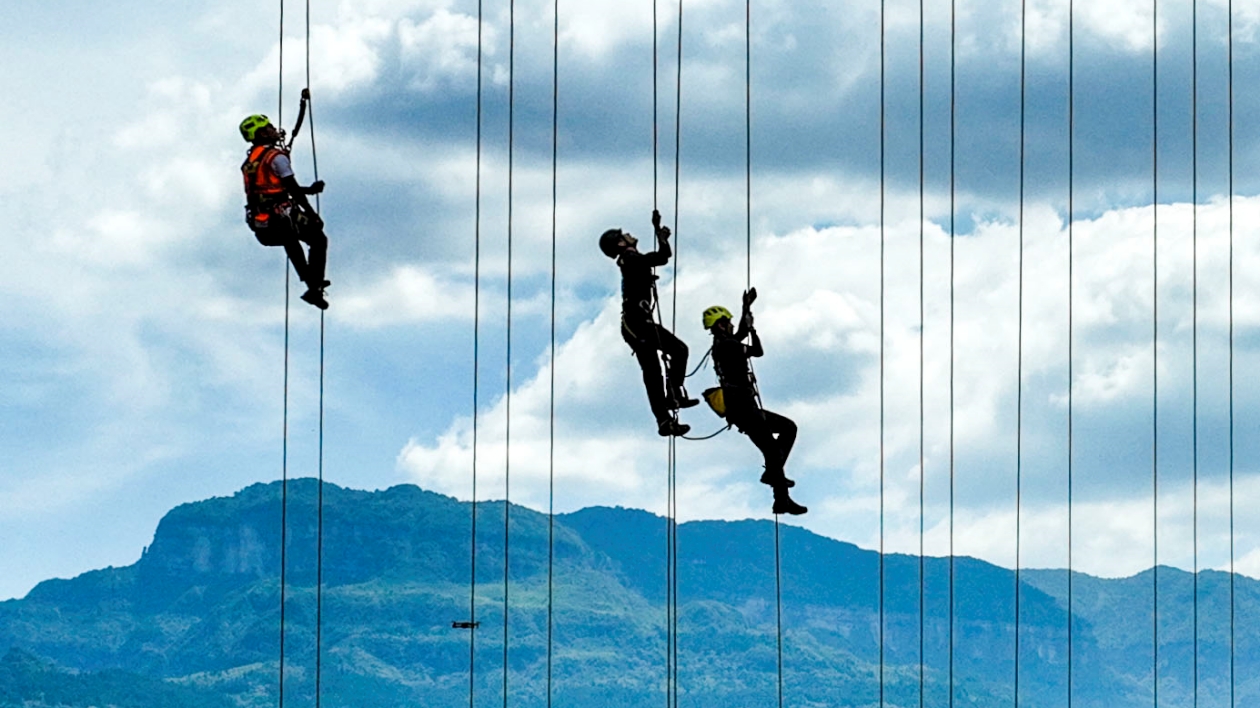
702, 387, 726, 418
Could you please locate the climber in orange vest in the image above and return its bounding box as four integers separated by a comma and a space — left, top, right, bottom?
239, 108, 329, 309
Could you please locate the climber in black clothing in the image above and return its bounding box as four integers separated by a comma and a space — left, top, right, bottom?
600, 210, 698, 437
703, 288, 807, 515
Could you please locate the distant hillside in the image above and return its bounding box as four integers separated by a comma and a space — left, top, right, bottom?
0, 647, 229, 708
0, 480, 1253, 707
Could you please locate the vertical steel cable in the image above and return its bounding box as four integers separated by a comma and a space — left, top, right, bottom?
948, 0, 957, 703
670, 1, 683, 705
504, 0, 516, 701
1067, 0, 1075, 703
547, 0, 559, 704
468, 0, 484, 704
742, 1, 783, 703
1152, 0, 1160, 701
878, 0, 886, 701
1016, 0, 1027, 703
917, 0, 926, 702
276, 1, 289, 703
1191, 0, 1199, 703
1228, 1, 1236, 704
301, 3, 325, 704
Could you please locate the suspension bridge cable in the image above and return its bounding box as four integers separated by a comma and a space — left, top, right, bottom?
1152, 0, 1160, 701
300, 1, 326, 703
1016, 0, 1026, 702
949, 0, 957, 703
547, 0, 559, 704
737, 1, 784, 703
879, 0, 886, 701
669, 1, 684, 704
504, 0, 517, 701
1067, 0, 1075, 703
467, 0, 485, 703
917, 0, 926, 702
1228, 0, 1236, 704
277, 1, 289, 703
1192, 0, 1199, 703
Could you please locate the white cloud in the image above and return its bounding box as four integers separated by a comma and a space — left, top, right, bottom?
399, 179, 1260, 578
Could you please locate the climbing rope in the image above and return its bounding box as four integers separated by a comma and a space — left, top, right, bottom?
277, 0, 290, 703
667, 1, 684, 705
738, 3, 785, 700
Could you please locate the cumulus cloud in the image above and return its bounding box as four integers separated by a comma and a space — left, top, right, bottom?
400, 185, 1260, 579
7, 0, 1260, 602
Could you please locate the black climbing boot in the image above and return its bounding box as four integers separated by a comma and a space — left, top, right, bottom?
759, 466, 796, 488
772, 489, 807, 516
658, 418, 691, 437
668, 387, 699, 410
300, 287, 330, 310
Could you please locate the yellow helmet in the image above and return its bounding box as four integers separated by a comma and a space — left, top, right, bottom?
702, 305, 733, 330
239, 114, 273, 142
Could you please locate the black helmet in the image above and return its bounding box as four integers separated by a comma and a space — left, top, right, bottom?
599, 229, 625, 259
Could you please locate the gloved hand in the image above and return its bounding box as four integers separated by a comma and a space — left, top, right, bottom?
742, 287, 757, 309
308, 180, 325, 195
652, 209, 670, 240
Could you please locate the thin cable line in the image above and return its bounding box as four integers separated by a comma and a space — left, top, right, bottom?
1191, 0, 1199, 703
1152, 0, 1160, 701
547, 0, 559, 704
1017, 0, 1026, 703
503, 0, 516, 702
279, 257, 290, 708
277, 1, 288, 702
948, 0, 957, 703
1228, 1, 1236, 705
670, 2, 684, 705
1067, 0, 1075, 702
879, 0, 886, 703
917, 0, 926, 702
467, 0, 484, 704
301, 3, 324, 704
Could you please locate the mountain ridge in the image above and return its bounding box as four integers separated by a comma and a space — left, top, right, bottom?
1, 479, 1252, 707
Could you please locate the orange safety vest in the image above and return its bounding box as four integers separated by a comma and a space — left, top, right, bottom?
241, 145, 291, 225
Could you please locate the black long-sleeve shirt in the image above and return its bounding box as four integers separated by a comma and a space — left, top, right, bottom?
618, 240, 671, 322
712, 311, 761, 403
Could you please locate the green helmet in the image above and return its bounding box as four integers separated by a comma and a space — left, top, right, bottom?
703, 305, 734, 330
239, 114, 272, 142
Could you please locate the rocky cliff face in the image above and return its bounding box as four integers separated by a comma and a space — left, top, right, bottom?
0, 481, 1255, 708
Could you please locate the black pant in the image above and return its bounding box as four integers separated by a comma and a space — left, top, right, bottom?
622, 316, 689, 424
726, 399, 797, 474
253, 210, 328, 287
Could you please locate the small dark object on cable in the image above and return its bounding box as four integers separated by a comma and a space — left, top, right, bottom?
451, 621, 481, 630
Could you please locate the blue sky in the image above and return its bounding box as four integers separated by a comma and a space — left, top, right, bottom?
5, 0, 1260, 601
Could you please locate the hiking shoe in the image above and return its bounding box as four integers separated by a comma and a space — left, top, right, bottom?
300, 288, 330, 310
658, 419, 691, 437
772, 497, 807, 516
668, 389, 700, 410
759, 467, 796, 488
